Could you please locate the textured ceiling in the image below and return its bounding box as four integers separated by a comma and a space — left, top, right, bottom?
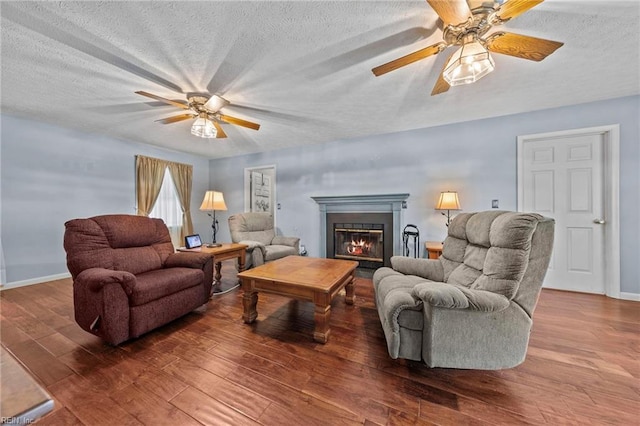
1, 1, 639, 159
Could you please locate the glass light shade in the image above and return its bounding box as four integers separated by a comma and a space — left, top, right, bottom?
191, 116, 217, 138
200, 190, 227, 211
443, 41, 495, 86
436, 191, 461, 210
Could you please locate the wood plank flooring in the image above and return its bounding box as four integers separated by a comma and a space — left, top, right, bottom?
1, 263, 638, 425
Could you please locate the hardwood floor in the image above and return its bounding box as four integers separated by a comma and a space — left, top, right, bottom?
1, 263, 638, 425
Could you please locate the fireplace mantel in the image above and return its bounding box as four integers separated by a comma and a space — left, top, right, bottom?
311, 194, 409, 258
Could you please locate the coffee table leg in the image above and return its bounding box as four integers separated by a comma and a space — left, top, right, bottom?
313, 304, 331, 344
242, 290, 258, 324
345, 274, 355, 305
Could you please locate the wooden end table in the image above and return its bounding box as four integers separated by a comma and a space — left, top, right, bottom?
425, 241, 444, 259
178, 243, 247, 293
237, 256, 358, 343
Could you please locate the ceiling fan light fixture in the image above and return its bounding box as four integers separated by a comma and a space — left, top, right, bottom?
191, 114, 217, 138
203, 94, 229, 113
443, 40, 495, 86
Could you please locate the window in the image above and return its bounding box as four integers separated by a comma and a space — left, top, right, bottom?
136, 155, 194, 247
149, 168, 183, 247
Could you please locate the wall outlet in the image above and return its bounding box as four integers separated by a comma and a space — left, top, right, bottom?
277, 203, 281, 210
492, 199, 499, 209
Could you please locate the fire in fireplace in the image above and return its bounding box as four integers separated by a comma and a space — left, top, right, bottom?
334, 223, 384, 263
326, 212, 394, 268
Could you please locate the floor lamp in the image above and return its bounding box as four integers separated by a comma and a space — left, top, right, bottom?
200, 190, 227, 248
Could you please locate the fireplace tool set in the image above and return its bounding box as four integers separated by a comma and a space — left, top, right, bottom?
402, 224, 420, 258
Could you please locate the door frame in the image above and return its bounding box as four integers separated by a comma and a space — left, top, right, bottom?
517, 124, 620, 298
243, 164, 277, 224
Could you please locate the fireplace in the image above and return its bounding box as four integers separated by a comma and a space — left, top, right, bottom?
326, 213, 393, 269
334, 223, 384, 263
312, 193, 410, 269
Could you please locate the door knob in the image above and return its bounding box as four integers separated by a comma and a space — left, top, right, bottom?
593, 219, 606, 224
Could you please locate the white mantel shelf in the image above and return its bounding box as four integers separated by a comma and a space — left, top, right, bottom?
311, 193, 410, 258
311, 194, 410, 207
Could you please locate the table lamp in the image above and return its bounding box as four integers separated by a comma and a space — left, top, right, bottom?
200, 190, 227, 247
435, 191, 461, 227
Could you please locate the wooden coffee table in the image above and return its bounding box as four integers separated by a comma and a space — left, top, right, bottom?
238, 256, 358, 343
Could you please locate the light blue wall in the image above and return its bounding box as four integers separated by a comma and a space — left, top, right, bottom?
2, 96, 637, 292
209, 96, 639, 294
0, 115, 212, 284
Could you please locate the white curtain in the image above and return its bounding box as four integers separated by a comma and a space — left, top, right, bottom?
149, 169, 183, 247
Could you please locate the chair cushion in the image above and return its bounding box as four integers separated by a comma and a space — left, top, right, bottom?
130, 267, 203, 306
91, 215, 172, 249
228, 213, 276, 246
243, 230, 275, 246
465, 210, 505, 247
112, 247, 163, 276
64, 215, 174, 278
264, 245, 297, 261
444, 211, 542, 299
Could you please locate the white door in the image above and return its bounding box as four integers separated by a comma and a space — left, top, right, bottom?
520, 133, 605, 293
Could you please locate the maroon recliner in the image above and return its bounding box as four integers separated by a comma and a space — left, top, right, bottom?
64, 214, 213, 345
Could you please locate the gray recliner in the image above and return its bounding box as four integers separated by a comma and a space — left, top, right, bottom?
228, 212, 300, 269
372, 211, 554, 369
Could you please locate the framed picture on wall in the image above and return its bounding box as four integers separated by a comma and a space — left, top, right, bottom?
250, 171, 273, 216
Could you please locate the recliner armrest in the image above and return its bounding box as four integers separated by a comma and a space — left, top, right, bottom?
76, 268, 136, 295
165, 252, 212, 270
239, 240, 266, 256
391, 256, 444, 281
412, 282, 510, 312
272, 236, 300, 251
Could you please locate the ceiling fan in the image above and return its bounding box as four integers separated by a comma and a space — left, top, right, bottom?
135, 91, 260, 139
372, 0, 564, 95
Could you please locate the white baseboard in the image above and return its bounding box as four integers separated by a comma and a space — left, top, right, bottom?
543, 283, 639, 301
619, 292, 640, 302
0, 272, 71, 291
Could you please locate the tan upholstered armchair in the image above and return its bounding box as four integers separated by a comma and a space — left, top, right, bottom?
64, 214, 213, 345
373, 211, 554, 369
228, 212, 299, 269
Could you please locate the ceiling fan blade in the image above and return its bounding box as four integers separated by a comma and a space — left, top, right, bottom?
486, 32, 563, 61
426, 0, 472, 26
372, 42, 446, 76
203, 94, 230, 113
135, 91, 189, 109
217, 114, 261, 131
496, 0, 544, 22
212, 121, 227, 138
155, 114, 195, 124
431, 52, 453, 96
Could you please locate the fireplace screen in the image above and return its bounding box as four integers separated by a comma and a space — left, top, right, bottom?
334, 224, 384, 263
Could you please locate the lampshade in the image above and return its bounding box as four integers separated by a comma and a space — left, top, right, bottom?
443, 40, 495, 86
191, 113, 217, 139
200, 191, 227, 211
436, 191, 461, 210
